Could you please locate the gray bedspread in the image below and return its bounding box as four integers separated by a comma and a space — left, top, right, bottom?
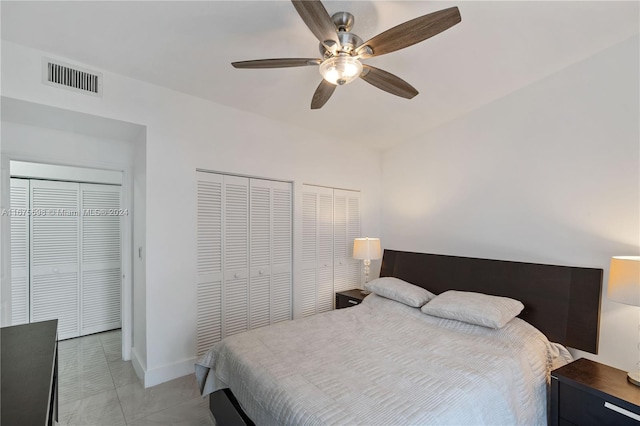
195, 293, 572, 425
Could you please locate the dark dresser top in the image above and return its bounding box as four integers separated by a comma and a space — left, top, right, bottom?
1, 320, 58, 426
552, 357, 640, 407
336, 289, 366, 299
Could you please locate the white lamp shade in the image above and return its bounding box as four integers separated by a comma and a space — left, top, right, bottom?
607, 256, 640, 307
353, 237, 382, 260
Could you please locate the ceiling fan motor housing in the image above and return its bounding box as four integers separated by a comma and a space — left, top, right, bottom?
319, 31, 363, 57
318, 11, 364, 57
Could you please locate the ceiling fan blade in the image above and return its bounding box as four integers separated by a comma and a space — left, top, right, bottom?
360, 65, 418, 99
232, 58, 321, 69
356, 7, 461, 58
291, 0, 341, 51
311, 79, 336, 109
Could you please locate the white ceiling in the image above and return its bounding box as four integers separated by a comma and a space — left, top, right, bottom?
2, 1, 638, 150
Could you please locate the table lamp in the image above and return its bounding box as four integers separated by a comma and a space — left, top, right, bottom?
353, 237, 382, 293
607, 256, 640, 386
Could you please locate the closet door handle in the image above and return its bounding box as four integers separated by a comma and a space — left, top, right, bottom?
234, 273, 239, 279
258, 270, 264, 275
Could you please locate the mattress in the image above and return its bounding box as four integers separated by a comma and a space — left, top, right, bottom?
195, 293, 572, 425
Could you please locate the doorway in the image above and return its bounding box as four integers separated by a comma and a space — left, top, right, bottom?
9, 162, 124, 340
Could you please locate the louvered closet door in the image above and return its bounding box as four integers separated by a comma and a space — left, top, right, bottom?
80, 183, 122, 335
317, 188, 334, 313
270, 181, 292, 323
333, 191, 349, 294
30, 180, 80, 340
196, 172, 291, 353
300, 187, 318, 317
196, 172, 223, 356
10, 178, 30, 325
346, 192, 362, 289
223, 175, 249, 337
301, 185, 338, 316
248, 179, 293, 328
249, 179, 271, 329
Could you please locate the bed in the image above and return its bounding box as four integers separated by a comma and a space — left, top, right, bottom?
196, 250, 603, 425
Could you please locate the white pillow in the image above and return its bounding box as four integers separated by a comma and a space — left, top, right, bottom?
421, 290, 524, 329
365, 277, 435, 308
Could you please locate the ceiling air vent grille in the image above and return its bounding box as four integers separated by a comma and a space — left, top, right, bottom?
42, 58, 103, 97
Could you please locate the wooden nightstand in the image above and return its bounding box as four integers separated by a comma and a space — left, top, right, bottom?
550, 358, 640, 426
335, 289, 366, 309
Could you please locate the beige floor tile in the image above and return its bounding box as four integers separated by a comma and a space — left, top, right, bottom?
59, 355, 115, 405
59, 333, 102, 348
108, 359, 140, 388
59, 342, 109, 376
58, 367, 115, 404
127, 396, 215, 426
99, 329, 122, 344
58, 330, 215, 425
102, 338, 122, 362
59, 389, 126, 426
116, 374, 201, 423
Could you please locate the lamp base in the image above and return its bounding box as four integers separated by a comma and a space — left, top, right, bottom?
628, 371, 640, 386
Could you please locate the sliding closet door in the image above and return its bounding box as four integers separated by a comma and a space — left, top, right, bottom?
196, 173, 223, 356
80, 183, 122, 335
30, 180, 80, 340
10, 178, 29, 325
223, 175, 249, 337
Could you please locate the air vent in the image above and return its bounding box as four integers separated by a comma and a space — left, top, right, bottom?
42, 58, 102, 97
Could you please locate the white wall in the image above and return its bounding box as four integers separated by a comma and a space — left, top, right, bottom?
1, 40, 382, 386
132, 128, 147, 375
1, 121, 136, 167
381, 36, 639, 372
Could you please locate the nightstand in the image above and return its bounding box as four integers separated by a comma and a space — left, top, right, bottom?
335, 289, 366, 309
550, 358, 640, 426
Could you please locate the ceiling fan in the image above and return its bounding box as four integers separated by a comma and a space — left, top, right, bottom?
232, 0, 462, 109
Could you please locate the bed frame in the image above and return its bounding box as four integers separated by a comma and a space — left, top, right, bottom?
209, 249, 603, 425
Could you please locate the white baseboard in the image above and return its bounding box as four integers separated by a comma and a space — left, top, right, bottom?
130, 347, 147, 386
143, 356, 198, 388
130, 347, 198, 388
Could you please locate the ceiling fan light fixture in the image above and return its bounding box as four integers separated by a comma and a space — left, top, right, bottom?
319, 54, 362, 85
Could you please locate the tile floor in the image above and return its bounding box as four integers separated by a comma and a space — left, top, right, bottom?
57, 329, 215, 425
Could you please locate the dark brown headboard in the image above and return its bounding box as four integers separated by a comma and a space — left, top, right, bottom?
380, 250, 603, 354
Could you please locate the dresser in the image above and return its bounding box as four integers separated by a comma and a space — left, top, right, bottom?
550, 357, 640, 426
1, 320, 59, 426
